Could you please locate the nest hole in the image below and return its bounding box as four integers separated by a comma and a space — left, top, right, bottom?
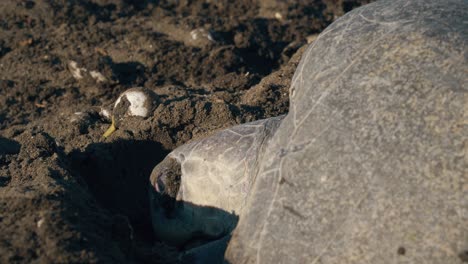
71, 139, 169, 248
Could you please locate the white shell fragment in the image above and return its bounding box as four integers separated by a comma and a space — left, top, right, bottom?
70, 112, 84, 123
68, 60, 107, 83
274, 12, 283, 20
190, 28, 215, 42
68, 61, 86, 80
36, 218, 44, 228
89, 70, 107, 83
99, 107, 111, 120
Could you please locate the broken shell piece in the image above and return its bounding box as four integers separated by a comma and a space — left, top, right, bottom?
103, 87, 160, 138
67, 60, 108, 83
274, 12, 283, 20
89, 70, 107, 83
68, 61, 87, 80
70, 112, 84, 123
37, 218, 45, 228
190, 28, 215, 43
99, 106, 112, 120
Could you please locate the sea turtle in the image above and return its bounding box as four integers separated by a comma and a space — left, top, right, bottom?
150, 0, 467, 263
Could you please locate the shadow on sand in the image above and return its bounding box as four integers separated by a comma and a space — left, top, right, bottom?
70, 139, 236, 263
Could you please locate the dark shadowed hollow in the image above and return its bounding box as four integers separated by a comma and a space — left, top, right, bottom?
70, 140, 168, 244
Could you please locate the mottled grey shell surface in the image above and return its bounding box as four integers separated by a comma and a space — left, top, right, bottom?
226, 0, 467, 263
